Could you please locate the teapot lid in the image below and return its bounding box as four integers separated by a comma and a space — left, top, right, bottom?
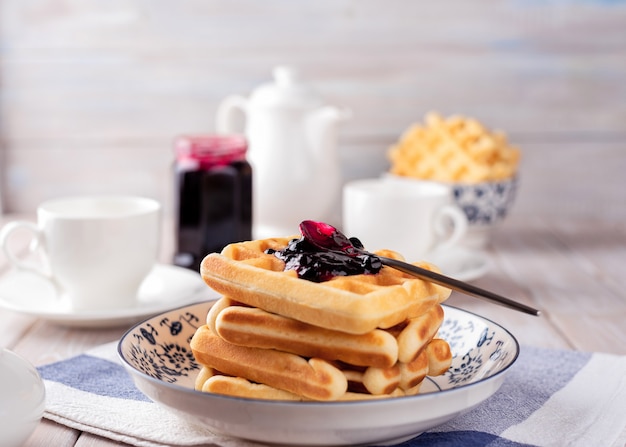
249, 66, 323, 109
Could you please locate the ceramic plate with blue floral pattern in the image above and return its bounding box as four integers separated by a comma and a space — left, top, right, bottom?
118, 301, 519, 446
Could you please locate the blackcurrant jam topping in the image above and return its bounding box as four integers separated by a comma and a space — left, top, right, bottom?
265, 220, 382, 282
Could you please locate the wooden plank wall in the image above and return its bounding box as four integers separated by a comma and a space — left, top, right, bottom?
1, 0, 625, 221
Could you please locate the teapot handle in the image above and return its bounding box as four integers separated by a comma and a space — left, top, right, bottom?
215, 95, 248, 134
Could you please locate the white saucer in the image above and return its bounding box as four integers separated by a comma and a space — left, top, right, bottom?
425, 247, 491, 282
0, 264, 219, 328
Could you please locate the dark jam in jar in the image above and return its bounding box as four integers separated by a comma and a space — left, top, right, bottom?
174, 135, 252, 272
266, 235, 382, 283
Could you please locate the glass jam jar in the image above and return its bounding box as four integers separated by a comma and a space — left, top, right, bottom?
173, 134, 252, 272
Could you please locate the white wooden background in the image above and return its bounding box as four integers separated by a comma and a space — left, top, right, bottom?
1, 0, 625, 221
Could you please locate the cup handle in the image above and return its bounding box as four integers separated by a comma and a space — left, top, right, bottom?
433, 205, 468, 252
0, 221, 61, 293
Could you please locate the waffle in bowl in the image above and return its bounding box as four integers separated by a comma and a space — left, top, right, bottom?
388, 112, 521, 183
190, 229, 453, 401
199, 238, 450, 334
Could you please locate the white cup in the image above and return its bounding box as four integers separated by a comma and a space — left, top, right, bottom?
342, 179, 467, 262
0, 196, 161, 311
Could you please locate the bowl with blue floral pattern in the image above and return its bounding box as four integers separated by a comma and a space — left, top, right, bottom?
449, 176, 518, 248
118, 300, 519, 446
451, 177, 518, 227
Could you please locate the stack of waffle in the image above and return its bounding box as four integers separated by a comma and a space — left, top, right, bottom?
190, 237, 453, 401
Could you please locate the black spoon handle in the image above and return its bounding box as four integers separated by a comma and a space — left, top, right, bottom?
381, 256, 541, 316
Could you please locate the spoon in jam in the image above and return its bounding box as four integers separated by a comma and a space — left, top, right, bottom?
299, 220, 541, 316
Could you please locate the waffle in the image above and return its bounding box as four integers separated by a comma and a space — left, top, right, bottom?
195, 368, 407, 401
200, 238, 451, 335
351, 364, 400, 395
192, 299, 452, 400
426, 338, 454, 376
399, 350, 430, 391
190, 325, 348, 401
394, 304, 444, 363
191, 235, 453, 401
210, 297, 399, 368
388, 112, 520, 183
209, 297, 444, 369
198, 370, 304, 401
191, 322, 448, 400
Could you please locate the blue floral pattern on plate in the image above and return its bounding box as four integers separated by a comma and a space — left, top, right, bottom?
123, 309, 202, 384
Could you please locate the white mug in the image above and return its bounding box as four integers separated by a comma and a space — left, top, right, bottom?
342, 179, 467, 262
0, 196, 161, 311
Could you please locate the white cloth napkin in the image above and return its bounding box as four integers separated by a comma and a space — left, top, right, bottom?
38, 342, 626, 447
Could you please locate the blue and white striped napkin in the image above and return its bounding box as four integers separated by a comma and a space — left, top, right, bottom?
38, 343, 626, 447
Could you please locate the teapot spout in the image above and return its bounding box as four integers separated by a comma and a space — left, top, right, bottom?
316, 105, 352, 125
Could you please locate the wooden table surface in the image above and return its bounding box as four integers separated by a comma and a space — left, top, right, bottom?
1, 213, 625, 447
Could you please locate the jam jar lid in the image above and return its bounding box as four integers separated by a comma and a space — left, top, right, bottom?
175, 134, 247, 169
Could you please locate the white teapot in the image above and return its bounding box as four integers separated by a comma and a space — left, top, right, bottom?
216, 66, 351, 239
